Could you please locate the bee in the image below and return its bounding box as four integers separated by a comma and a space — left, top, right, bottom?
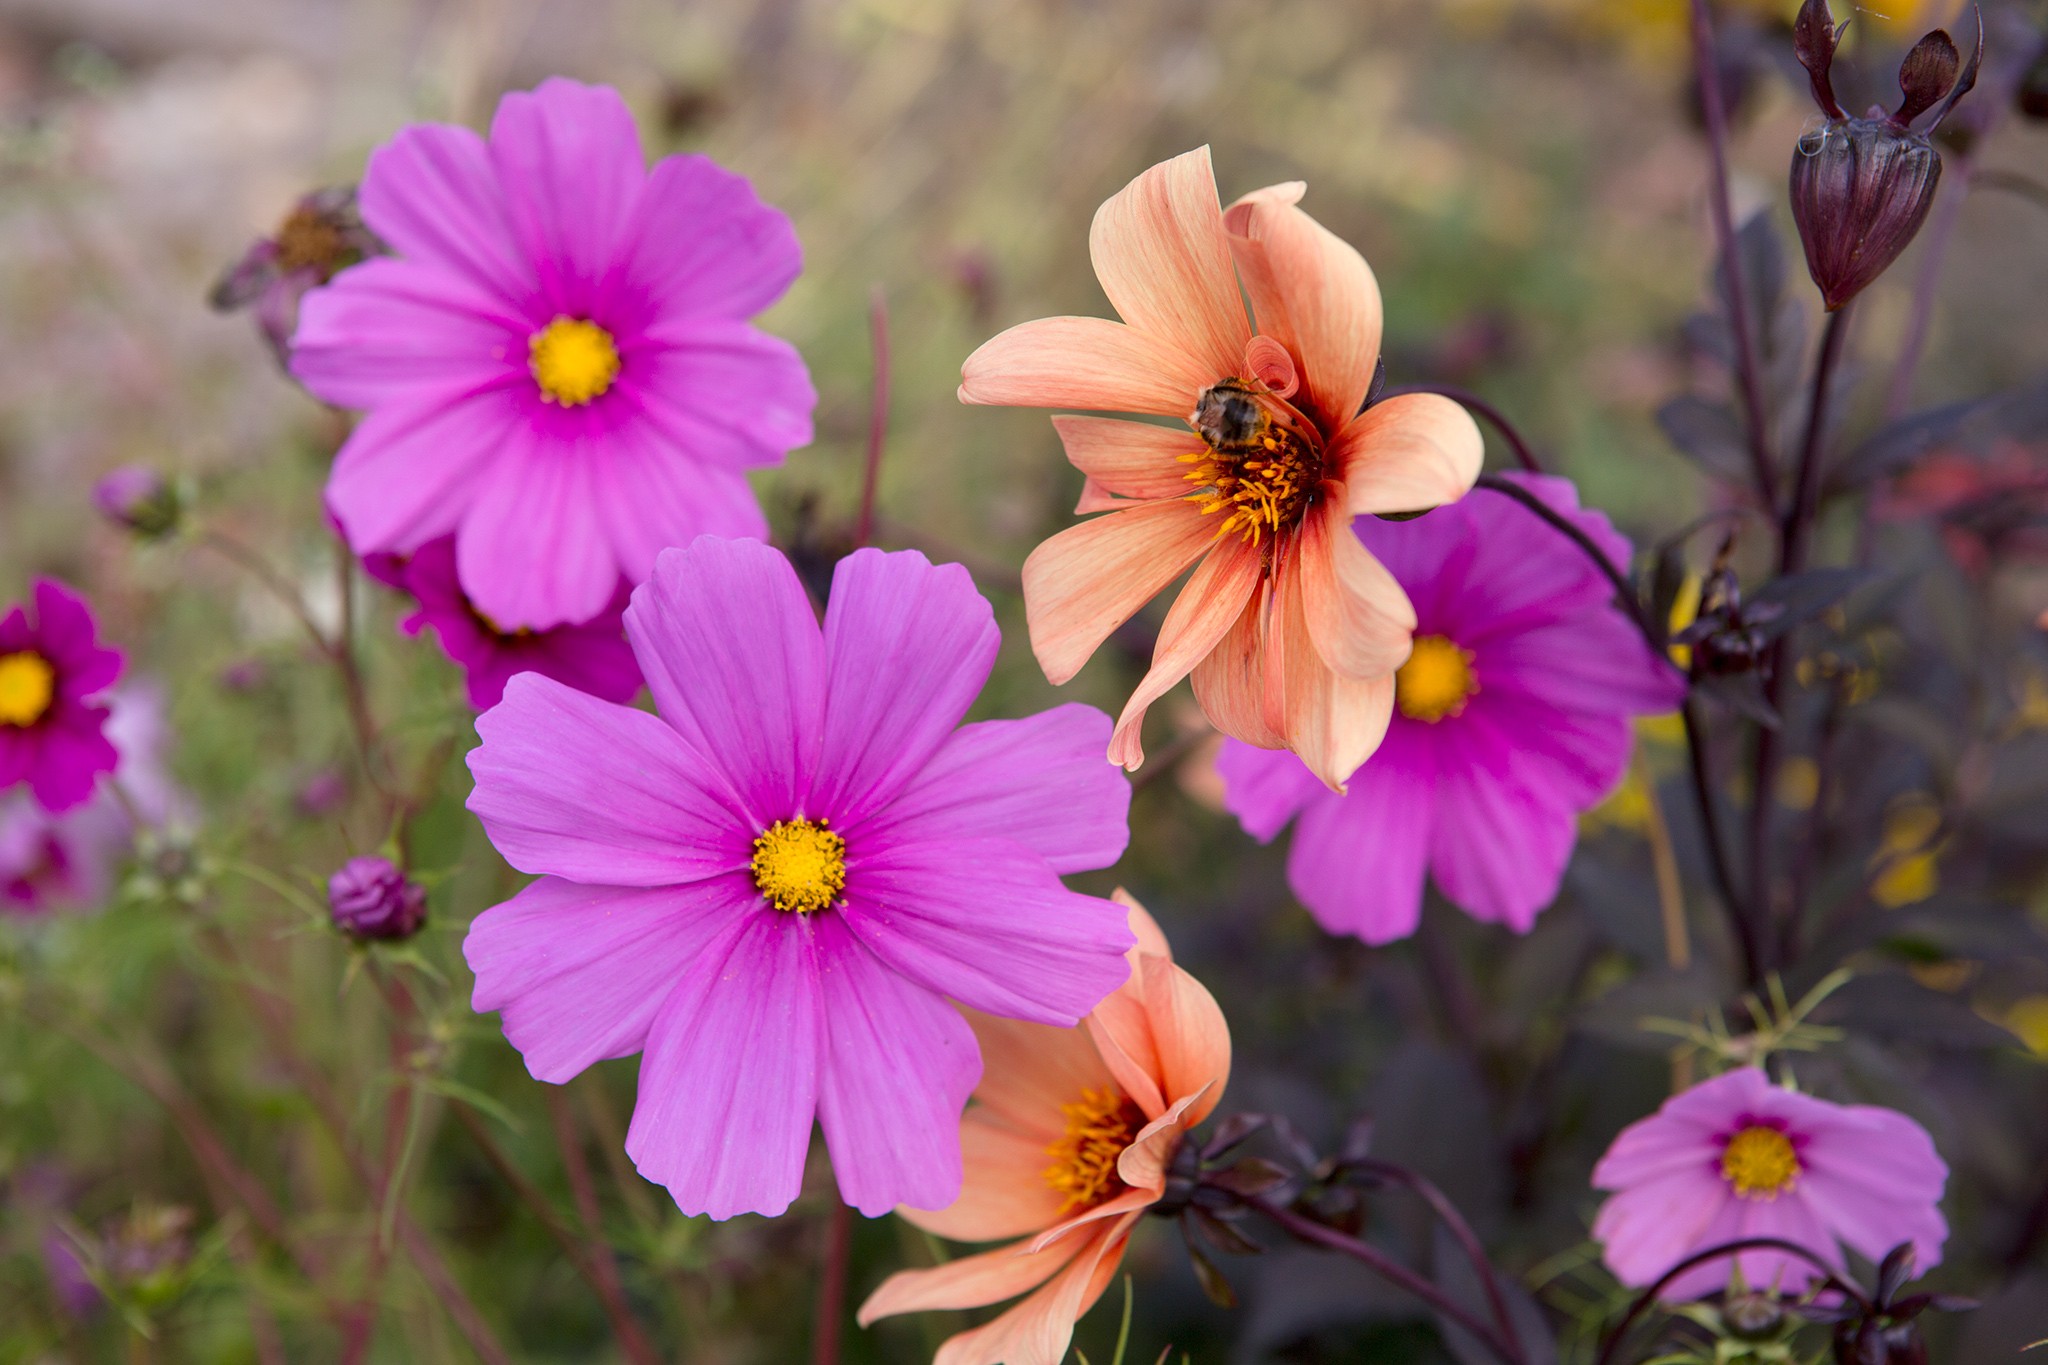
1190, 379, 1272, 452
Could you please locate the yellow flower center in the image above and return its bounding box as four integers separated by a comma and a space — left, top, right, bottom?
529, 317, 621, 406
750, 818, 847, 915
1396, 634, 1478, 723
1043, 1085, 1144, 1214
1721, 1125, 1801, 1200
1181, 379, 1323, 547
0, 652, 56, 727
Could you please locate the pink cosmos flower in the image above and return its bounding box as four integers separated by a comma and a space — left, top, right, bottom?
387, 536, 641, 710
293, 79, 816, 631
2, 685, 185, 915
1592, 1067, 1948, 1301
0, 580, 124, 814
1215, 474, 1683, 942
463, 537, 1136, 1219
960, 148, 1483, 789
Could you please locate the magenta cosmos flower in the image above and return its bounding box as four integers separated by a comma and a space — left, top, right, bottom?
464, 537, 1136, 1219
0, 580, 124, 815
1593, 1067, 1948, 1300
386, 536, 641, 710
293, 79, 815, 631
1215, 473, 1682, 943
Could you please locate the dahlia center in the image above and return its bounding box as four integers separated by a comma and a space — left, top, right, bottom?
1720, 1124, 1801, 1200
530, 317, 621, 406
1182, 379, 1323, 546
750, 818, 847, 915
0, 651, 56, 727
1396, 635, 1477, 723
1042, 1085, 1144, 1214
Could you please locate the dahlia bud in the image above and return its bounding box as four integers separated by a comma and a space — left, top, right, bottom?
92, 466, 181, 539
1788, 0, 1983, 311
327, 855, 427, 941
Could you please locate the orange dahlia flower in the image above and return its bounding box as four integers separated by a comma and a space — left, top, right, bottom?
857, 891, 1230, 1365
961, 147, 1483, 790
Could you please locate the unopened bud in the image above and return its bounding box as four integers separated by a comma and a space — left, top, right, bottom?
92, 466, 181, 539
1787, 0, 1982, 312
328, 856, 427, 941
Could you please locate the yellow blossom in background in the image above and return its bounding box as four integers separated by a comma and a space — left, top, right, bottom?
1871, 794, 1945, 908
2005, 997, 2048, 1058
1777, 757, 1820, 812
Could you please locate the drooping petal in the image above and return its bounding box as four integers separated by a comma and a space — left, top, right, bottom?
464, 873, 747, 1082
1020, 499, 1217, 686
466, 674, 750, 886
613, 152, 802, 326
488, 79, 647, 313
811, 550, 999, 822
1088, 147, 1249, 381
1052, 416, 1204, 502
1107, 535, 1263, 770
1223, 182, 1383, 434
625, 908, 820, 1219
853, 705, 1131, 875
290, 258, 528, 411
356, 121, 535, 309
960, 317, 1218, 418
1276, 559, 1396, 790
856, 1233, 1083, 1325
1298, 496, 1415, 679
901, 1107, 1070, 1243
1283, 729, 1435, 943
456, 415, 621, 631
324, 391, 519, 555
1332, 395, 1484, 517
626, 538, 825, 829
842, 837, 1133, 1026
930, 1219, 1136, 1365
1190, 582, 1288, 749
811, 913, 980, 1217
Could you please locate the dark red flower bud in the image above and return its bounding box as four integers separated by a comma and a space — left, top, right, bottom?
1787, 0, 1983, 311
328, 855, 427, 941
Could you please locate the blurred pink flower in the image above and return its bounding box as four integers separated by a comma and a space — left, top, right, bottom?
463, 538, 1134, 1219
293, 79, 816, 631
2, 685, 185, 916
211, 186, 382, 364
0, 580, 124, 814
960, 147, 1482, 789
1216, 474, 1682, 942
1592, 1067, 1948, 1301
392, 536, 641, 710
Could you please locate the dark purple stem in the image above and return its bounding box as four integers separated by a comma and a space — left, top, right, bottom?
1351, 1159, 1520, 1359
854, 285, 890, 551
1688, 0, 1778, 508
1382, 384, 1544, 474
1248, 1196, 1529, 1365
813, 1200, 853, 1365
1594, 1236, 1871, 1365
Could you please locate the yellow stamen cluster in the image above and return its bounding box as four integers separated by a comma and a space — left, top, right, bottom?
1720, 1125, 1801, 1199
1042, 1085, 1143, 1214
1182, 435, 1321, 545
530, 316, 621, 406
750, 818, 847, 915
0, 652, 56, 728
1396, 635, 1478, 723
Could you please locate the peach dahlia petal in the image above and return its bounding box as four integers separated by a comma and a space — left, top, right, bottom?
1224, 181, 1385, 434
1106, 537, 1265, 772
1020, 499, 1216, 686
1088, 146, 1251, 381
1334, 393, 1485, 517
1051, 415, 1204, 502
1299, 495, 1417, 679
959, 316, 1215, 416
1278, 558, 1397, 791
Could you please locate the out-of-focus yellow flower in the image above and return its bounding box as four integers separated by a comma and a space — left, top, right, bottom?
1871, 794, 1944, 908
1777, 757, 1820, 812
2005, 997, 2048, 1058
1583, 767, 1653, 834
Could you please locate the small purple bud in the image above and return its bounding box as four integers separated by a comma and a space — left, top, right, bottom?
1790, 120, 1943, 311
295, 768, 348, 818
92, 466, 180, 539
211, 186, 381, 365
327, 856, 427, 941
